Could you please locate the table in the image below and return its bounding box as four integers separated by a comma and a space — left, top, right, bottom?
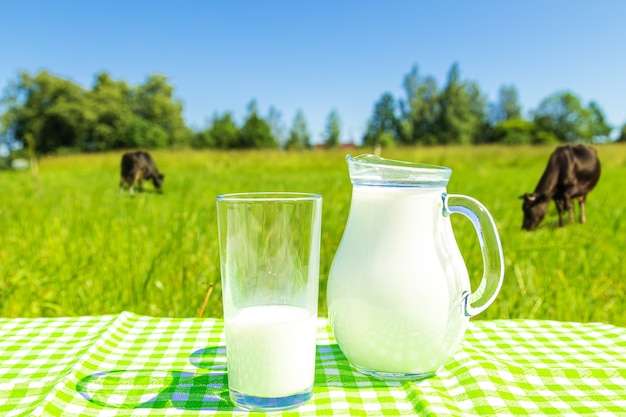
0, 313, 624, 416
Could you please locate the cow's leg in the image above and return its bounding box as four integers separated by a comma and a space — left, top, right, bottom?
579, 195, 587, 224
133, 171, 143, 193
555, 199, 565, 227
561, 194, 574, 223
560, 186, 577, 223
126, 174, 136, 196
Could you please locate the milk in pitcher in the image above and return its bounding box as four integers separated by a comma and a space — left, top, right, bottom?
328, 185, 470, 377
327, 153, 504, 380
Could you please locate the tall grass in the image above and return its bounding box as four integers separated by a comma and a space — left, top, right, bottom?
0, 145, 624, 326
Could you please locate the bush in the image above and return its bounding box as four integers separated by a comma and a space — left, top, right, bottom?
490, 119, 535, 144
533, 130, 559, 145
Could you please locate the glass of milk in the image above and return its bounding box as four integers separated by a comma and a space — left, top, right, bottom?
216, 192, 322, 411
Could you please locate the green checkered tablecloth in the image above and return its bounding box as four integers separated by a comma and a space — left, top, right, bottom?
0, 313, 624, 416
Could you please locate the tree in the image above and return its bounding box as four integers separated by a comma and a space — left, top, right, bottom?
533, 91, 612, 143
587, 101, 613, 141
363, 93, 402, 147
131, 74, 190, 148
190, 129, 214, 149
88, 72, 137, 150
490, 85, 522, 125
0, 71, 92, 153
323, 109, 341, 148
120, 117, 168, 149
467, 83, 490, 143
209, 113, 239, 149
285, 110, 311, 150
617, 123, 626, 142
238, 100, 277, 148
399, 63, 487, 145
400, 65, 440, 145
0, 70, 192, 152
434, 63, 486, 145
266, 106, 286, 147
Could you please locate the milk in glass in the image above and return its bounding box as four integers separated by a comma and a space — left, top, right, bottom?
225, 305, 317, 398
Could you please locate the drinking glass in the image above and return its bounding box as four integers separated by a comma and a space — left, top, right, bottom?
216, 192, 322, 411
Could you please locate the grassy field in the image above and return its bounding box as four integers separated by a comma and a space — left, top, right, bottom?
1, 145, 624, 326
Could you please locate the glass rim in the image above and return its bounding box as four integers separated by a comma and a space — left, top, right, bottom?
217, 192, 322, 202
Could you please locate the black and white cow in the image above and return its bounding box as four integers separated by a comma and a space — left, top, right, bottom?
519, 145, 600, 231
119, 151, 164, 195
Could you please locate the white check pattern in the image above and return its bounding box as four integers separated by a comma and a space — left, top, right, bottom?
0, 313, 624, 416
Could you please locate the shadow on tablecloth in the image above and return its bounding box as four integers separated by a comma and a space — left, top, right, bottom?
76, 344, 393, 411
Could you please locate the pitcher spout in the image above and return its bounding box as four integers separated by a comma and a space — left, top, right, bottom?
346, 154, 452, 188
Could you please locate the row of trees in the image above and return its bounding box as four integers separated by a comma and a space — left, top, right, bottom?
0, 71, 341, 155
364, 64, 616, 147
1, 64, 624, 155
189, 102, 342, 150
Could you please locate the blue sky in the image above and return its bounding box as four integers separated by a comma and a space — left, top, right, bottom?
1, 0, 626, 144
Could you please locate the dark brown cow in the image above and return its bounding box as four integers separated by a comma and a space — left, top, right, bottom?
119, 151, 164, 195
519, 145, 600, 231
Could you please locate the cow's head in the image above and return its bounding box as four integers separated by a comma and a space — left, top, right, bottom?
152, 173, 165, 191
519, 193, 548, 231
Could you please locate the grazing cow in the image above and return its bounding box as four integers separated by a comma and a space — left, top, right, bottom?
119, 151, 164, 195
519, 145, 600, 231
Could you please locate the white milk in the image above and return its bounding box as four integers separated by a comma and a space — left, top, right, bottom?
225, 305, 316, 398
327, 186, 470, 375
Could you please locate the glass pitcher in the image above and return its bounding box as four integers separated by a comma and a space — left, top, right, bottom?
327, 154, 504, 381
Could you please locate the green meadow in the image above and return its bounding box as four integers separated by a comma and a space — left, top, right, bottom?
1, 145, 625, 326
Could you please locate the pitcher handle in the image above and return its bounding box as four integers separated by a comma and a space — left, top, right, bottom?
442, 193, 505, 317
